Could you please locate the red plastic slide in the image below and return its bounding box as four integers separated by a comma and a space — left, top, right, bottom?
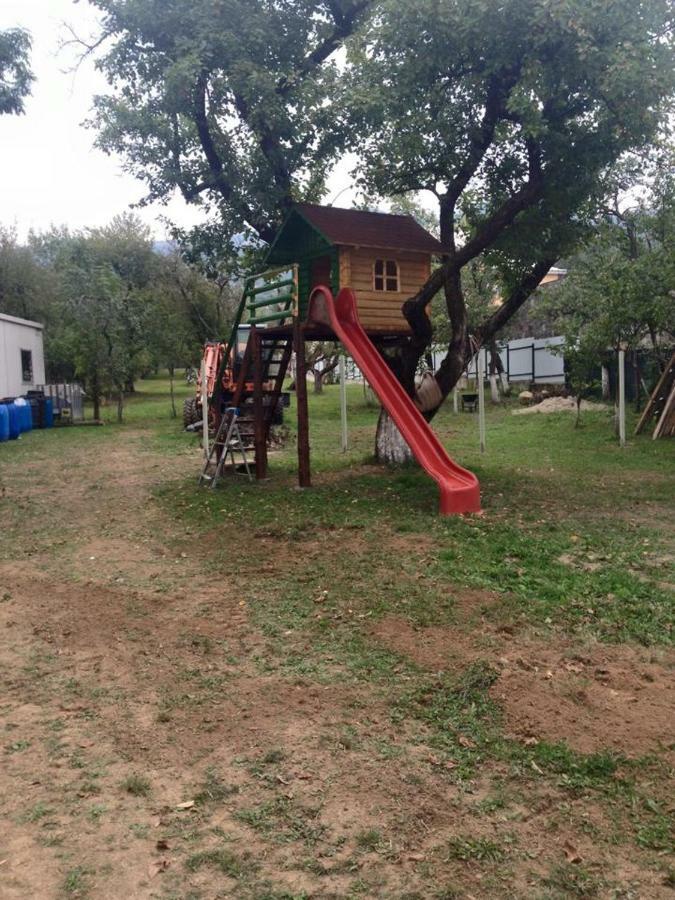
308, 286, 481, 515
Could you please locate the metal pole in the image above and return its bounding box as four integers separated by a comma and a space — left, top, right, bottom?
478, 350, 486, 454
200, 359, 209, 460
618, 347, 626, 448
294, 317, 311, 487
339, 353, 348, 452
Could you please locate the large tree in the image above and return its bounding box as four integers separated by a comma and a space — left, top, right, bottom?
82, 0, 674, 459
352, 0, 675, 437
83, 0, 371, 242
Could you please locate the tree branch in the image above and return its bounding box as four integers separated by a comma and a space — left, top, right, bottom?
444, 71, 520, 213
276, 0, 372, 95
231, 90, 292, 201
454, 171, 545, 269
192, 73, 276, 241
475, 257, 557, 344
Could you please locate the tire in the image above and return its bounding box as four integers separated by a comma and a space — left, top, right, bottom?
271, 401, 284, 426
183, 397, 198, 429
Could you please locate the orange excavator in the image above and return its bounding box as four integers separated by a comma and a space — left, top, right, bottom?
183, 324, 288, 435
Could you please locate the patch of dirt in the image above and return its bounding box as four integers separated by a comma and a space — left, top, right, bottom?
2, 425, 673, 899
371, 616, 675, 757
369, 592, 499, 669
495, 643, 675, 757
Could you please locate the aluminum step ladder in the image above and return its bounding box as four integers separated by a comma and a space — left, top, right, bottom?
198, 406, 253, 489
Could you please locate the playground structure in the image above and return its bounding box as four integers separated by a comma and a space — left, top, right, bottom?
202, 204, 481, 515
183, 330, 288, 436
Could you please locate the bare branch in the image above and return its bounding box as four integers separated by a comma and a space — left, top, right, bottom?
58, 22, 110, 75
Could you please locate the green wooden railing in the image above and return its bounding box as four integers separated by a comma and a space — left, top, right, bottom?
213, 265, 298, 408
245, 265, 298, 327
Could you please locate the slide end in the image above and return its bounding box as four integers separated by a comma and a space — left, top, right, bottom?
439, 480, 481, 516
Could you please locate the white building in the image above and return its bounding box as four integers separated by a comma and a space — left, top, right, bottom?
0, 313, 46, 399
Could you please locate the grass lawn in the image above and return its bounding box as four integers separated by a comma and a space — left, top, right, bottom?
0, 373, 673, 899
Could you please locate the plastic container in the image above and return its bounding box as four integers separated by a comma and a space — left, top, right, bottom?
0, 405, 9, 442
14, 398, 32, 433
26, 396, 41, 428
7, 403, 21, 439
44, 397, 54, 428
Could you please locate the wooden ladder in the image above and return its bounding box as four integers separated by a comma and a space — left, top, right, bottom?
207, 329, 294, 483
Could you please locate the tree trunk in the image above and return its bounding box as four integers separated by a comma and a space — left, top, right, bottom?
313, 370, 323, 394
575, 395, 582, 428
117, 387, 124, 423
375, 407, 414, 465
169, 365, 177, 418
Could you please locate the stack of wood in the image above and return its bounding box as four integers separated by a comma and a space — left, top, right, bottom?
635, 351, 675, 439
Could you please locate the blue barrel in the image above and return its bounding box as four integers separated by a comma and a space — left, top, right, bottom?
16, 400, 32, 433
44, 397, 54, 428
25, 403, 33, 432
0, 405, 9, 442
7, 403, 21, 439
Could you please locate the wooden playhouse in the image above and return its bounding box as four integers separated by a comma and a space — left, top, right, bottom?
265, 203, 445, 334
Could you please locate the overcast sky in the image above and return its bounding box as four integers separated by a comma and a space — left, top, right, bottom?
0, 0, 353, 241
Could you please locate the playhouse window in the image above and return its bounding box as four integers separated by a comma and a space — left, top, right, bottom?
374, 259, 399, 292
21, 349, 33, 383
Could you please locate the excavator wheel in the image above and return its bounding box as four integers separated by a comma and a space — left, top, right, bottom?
270, 401, 284, 426
183, 397, 199, 429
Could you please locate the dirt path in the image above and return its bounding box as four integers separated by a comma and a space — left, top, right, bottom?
1, 428, 673, 899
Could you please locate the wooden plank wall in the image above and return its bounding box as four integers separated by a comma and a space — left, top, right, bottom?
340, 247, 430, 332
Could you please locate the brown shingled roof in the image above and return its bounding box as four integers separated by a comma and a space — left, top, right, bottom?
294, 203, 446, 254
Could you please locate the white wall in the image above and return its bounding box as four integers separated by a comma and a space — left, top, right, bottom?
0, 314, 46, 399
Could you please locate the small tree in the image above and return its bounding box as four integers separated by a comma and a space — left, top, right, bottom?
0, 226, 53, 322
42, 217, 159, 421
306, 342, 340, 394
151, 262, 202, 416
561, 338, 603, 427
62, 265, 127, 421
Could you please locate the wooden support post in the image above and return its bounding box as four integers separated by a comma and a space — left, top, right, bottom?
618, 346, 626, 448
478, 351, 486, 454
339, 352, 348, 452
200, 359, 209, 460
294, 318, 311, 487
252, 327, 267, 479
